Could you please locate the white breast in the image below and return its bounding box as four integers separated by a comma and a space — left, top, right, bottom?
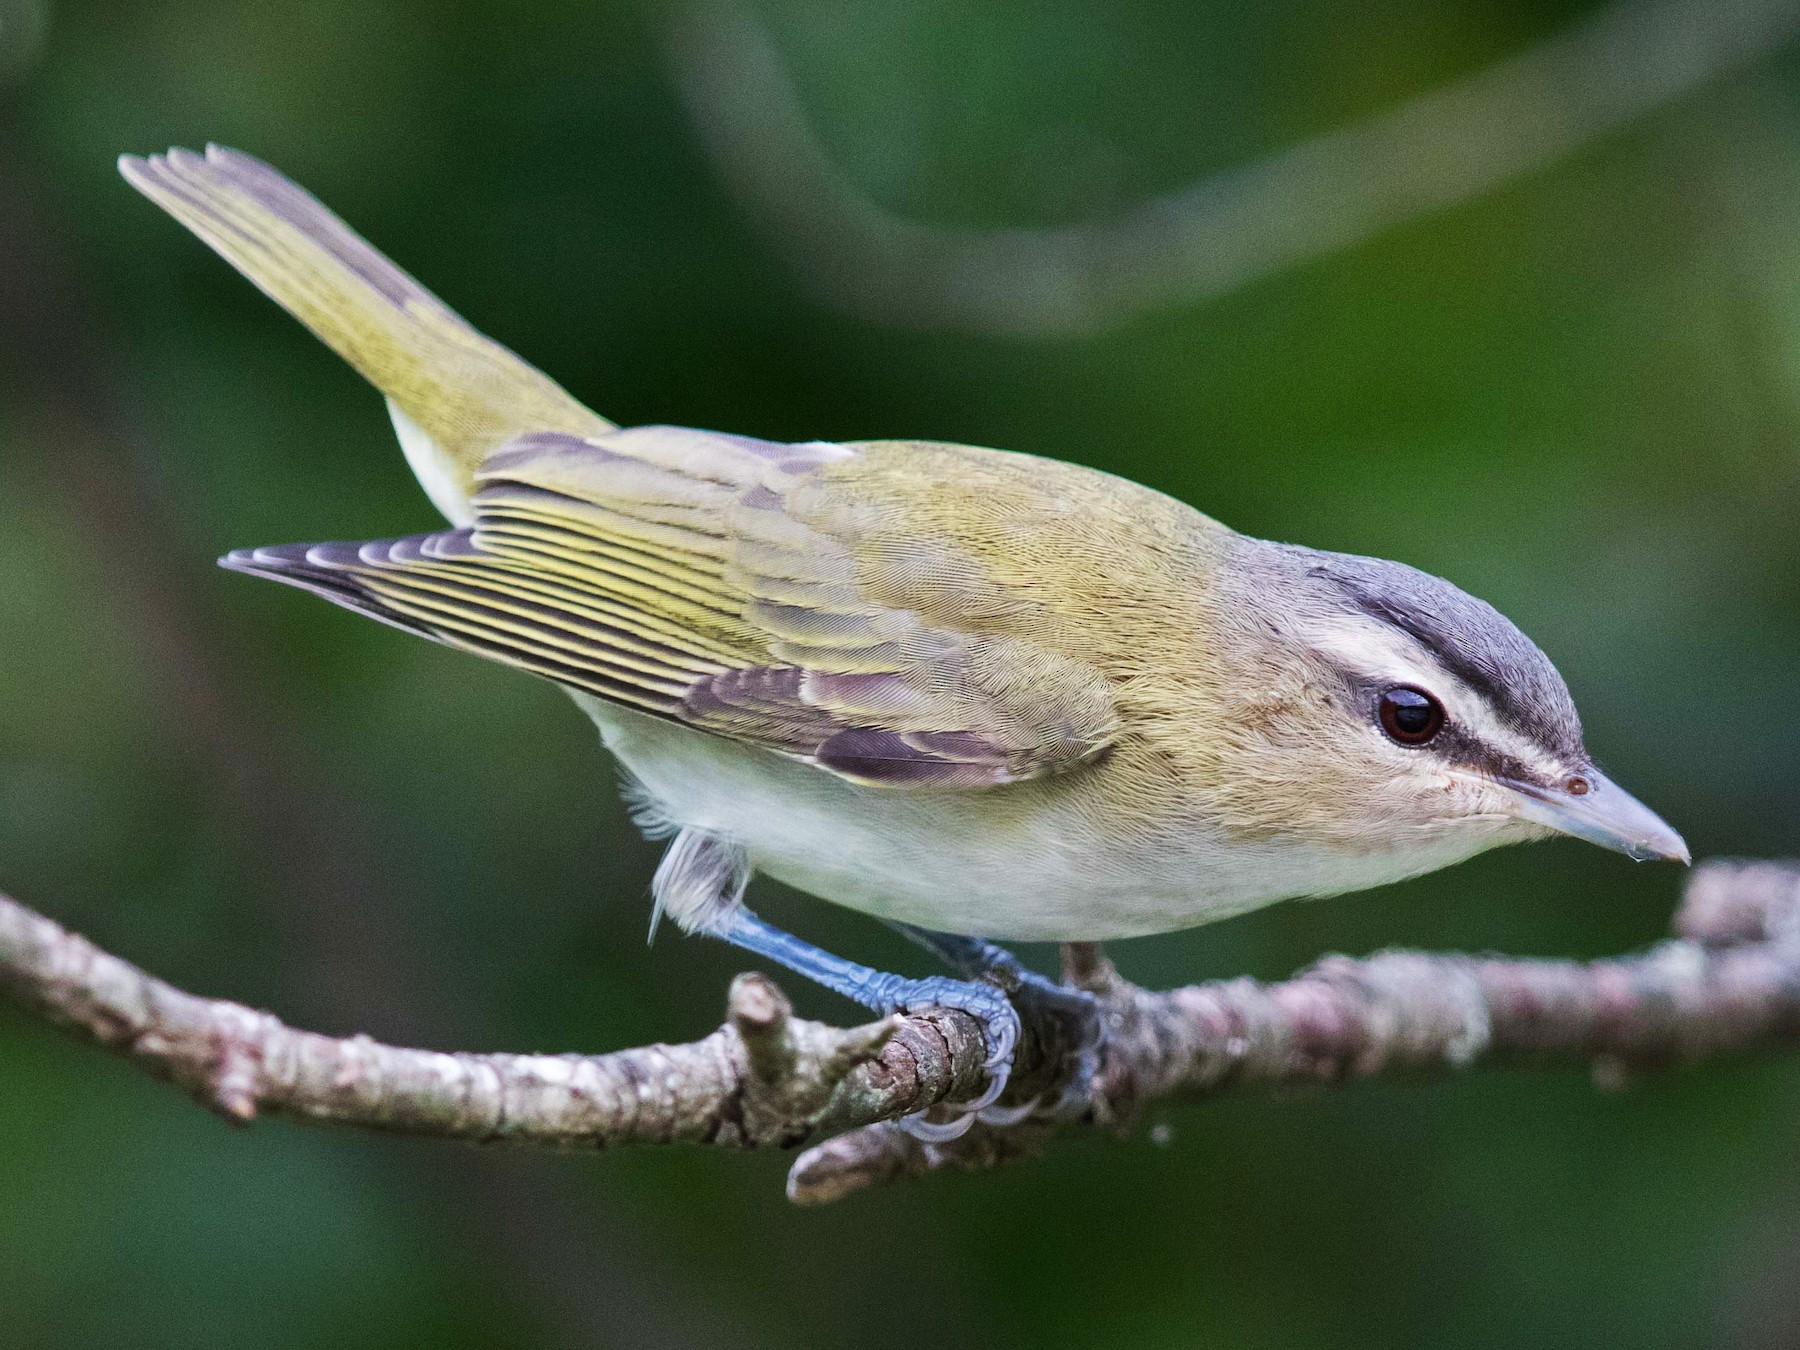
573, 697, 1501, 942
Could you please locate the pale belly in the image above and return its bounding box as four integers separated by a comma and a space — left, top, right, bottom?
575, 697, 1503, 942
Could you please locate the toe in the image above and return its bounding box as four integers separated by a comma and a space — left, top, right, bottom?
891, 975, 1022, 1132
897, 1109, 979, 1142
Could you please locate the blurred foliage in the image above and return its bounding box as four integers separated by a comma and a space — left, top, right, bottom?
3, 1, 1800, 1346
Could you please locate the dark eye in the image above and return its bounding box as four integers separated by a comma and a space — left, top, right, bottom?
1378, 686, 1445, 746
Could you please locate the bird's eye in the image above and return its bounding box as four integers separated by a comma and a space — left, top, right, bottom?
1378, 686, 1445, 746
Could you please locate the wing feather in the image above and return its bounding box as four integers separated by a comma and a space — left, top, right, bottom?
226, 426, 1120, 788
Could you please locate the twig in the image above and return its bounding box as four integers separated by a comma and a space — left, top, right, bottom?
4, 860, 1800, 1204
666, 0, 1800, 335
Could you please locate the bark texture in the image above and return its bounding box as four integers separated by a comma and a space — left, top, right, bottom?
3, 858, 1797, 1204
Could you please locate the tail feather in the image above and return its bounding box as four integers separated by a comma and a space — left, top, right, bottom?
120, 145, 612, 519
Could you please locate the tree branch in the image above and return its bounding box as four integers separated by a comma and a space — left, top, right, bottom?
4, 859, 1799, 1204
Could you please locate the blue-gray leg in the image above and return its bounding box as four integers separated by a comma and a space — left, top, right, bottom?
715, 908, 1020, 1139
887, 922, 1103, 1124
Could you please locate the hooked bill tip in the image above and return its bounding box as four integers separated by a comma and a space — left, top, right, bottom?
1637, 829, 1691, 867
1504, 769, 1688, 866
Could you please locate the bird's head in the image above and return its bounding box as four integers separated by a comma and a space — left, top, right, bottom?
1200, 539, 1687, 877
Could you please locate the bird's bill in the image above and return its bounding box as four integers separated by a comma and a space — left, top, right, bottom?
1500, 769, 1690, 864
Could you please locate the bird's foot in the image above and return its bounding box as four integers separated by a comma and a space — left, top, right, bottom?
885, 925, 1102, 1131
706, 908, 1024, 1141
983, 963, 1101, 1125
874, 974, 1022, 1142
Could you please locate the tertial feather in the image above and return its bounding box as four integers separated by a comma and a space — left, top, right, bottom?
225, 425, 1125, 789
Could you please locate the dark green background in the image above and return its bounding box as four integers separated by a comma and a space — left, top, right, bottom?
3, 1, 1797, 1345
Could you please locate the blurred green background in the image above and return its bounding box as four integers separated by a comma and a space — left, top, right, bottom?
3, 1, 1799, 1345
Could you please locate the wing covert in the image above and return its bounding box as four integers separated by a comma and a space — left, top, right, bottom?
225, 426, 1120, 787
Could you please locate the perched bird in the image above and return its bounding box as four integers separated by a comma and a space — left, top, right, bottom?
121, 145, 1686, 1133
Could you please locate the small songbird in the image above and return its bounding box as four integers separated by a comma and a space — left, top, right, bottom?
121, 145, 1687, 1132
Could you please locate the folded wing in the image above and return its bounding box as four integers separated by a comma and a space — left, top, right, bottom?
226, 425, 1120, 789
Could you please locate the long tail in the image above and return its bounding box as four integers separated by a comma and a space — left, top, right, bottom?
119, 145, 612, 520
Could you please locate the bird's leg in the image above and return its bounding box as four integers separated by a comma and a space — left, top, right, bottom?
712, 908, 1021, 1141
887, 924, 1092, 1013
886, 923, 1102, 1125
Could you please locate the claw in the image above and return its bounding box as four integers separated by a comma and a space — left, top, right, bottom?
975, 1098, 1038, 1128
891, 966, 1108, 1134
896, 1109, 979, 1142
887, 974, 1021, 1138
710, 908, 1072, 1136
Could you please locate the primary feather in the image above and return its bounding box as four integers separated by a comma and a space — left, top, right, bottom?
223, 423, 1125, 788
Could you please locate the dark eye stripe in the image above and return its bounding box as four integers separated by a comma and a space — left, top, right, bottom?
1340, 586, 1580, 757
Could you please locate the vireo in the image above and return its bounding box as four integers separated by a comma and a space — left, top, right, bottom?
121, 146, 1686, 1134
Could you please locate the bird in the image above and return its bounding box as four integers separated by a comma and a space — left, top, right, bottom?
120, 144, 1688, 1135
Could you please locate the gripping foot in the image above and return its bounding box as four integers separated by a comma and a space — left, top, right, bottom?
713, 909, 1022, 1140
889, 924, 1102, 1127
